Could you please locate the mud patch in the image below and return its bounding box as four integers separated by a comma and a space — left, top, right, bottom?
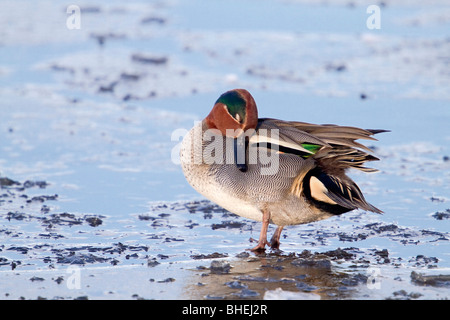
188, 250, 371, 299
432, 209, 450, 220
411, 271, 450, 287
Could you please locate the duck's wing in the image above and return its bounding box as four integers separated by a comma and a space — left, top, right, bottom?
252, 118, 329, 158
255, 118, 387, 214
270, 119, 386, 152
255, 118, 387, 172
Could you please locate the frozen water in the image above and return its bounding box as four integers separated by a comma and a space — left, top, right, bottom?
0, 0, 449, 300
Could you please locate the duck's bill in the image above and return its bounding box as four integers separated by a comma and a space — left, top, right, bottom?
234, 137, 247, 172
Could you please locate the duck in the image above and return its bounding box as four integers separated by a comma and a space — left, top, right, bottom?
180, 89, 386, 251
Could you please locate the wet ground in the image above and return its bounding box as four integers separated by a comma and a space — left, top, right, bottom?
1, 0, 450, 300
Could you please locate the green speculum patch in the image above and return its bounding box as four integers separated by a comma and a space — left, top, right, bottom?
300, 143, 322, 157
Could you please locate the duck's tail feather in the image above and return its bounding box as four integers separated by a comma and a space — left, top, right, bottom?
303, 167, 383, 215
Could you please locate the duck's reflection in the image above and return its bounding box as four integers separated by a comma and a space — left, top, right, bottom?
186, 251, 367, 300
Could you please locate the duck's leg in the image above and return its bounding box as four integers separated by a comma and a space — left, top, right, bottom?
249, 209, 270, 252
269, 226, 284, 249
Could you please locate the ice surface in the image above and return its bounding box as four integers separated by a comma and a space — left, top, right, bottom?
0, 0, 449, 300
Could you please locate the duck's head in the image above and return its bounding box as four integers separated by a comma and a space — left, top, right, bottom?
205, 89, 258, 172
205, 89, 258, 138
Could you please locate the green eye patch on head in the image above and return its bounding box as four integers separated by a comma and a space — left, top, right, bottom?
216, 90, 246, 123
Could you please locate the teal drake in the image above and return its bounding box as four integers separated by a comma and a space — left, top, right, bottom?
180, 89, 386, 251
